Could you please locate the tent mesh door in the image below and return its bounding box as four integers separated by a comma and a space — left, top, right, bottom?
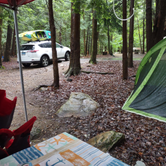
130, 49, 166, 117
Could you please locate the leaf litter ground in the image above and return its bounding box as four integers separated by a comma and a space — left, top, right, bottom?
32, 60, 166, 166
2, 57, 166, 166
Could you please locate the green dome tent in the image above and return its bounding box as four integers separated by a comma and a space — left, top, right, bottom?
123, 38, 166, 122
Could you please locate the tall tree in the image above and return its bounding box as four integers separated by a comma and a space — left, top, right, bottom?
66, 1, 81, 76
85, 25, 90, 56
107, 24, 111, 55
142, 12, 145, 53
48, 0, 59, 88
152, 0, 166, 46
137, 17, 142, 53
3, 20, 12, 62
11, 28, 16, 57
123, 0, 128, 79
89, 11, 98, 64
128, 0, 134, 67
146, 0, 152, 52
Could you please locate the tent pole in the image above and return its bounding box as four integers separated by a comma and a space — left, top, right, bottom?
13, 9, 28, 122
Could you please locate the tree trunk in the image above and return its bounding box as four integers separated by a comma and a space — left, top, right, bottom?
137, 17, 142, 53
152, 0, 166, 46
59, 27, 62, 44
142, 1, 145, 54
143, 16, 145, 54
11, 28, 16, 57
85, 26, 89, 56
146, 0, 152, 52
3, 23, 12, 62
108, 24, 111, 55
123, 0, 128, 79
48, 0, 59, 88
89, 12, 97, 64
84, 29, 86, 56
0, 7, 3, 68
128, 0, 134, 68
65, 2, 81, 77
110, 34, 113, 55
87, 30, 91, 55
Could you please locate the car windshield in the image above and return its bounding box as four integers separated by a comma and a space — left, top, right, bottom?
21, 45, 34, 50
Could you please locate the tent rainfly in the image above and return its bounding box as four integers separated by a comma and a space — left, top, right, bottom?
123, 38, 166, 122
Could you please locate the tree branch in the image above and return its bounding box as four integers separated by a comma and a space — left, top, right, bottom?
81, 70, 114, 75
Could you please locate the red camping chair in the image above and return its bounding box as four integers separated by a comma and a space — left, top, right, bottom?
6, 116, 37, 155
0, 147, 8, 159
0, 90, 17, 129
0, 129, 13, 159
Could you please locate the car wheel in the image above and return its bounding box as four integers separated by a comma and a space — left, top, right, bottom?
41, 55, 49, 67
65, 52, 70, 61
22, 63, 31, 67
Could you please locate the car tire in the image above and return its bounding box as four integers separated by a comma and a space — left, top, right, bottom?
65, 52, 70, 61
22, 63, 31, 67
40, 55, 49, 67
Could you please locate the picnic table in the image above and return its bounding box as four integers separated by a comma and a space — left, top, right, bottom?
0, 132, 128, 166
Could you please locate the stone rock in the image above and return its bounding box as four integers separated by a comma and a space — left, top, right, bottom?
135, 161, 146, 166
56, 92, 100, 117
87, 131, 125, 153
67, 78, 72, 82
30, 127, 41, 140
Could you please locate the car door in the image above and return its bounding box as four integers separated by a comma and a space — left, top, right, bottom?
56, 43, 64, 58
46, 42, 52, 59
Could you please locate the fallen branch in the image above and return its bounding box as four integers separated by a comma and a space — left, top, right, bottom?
33, 85, 50, 91
81, 70, 114, 75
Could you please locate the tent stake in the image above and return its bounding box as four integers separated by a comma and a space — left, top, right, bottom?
13, 9, 28, 122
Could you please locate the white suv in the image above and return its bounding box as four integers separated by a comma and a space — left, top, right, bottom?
17, 41, 70, 67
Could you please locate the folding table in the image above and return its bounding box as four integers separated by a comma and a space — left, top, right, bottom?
0, 132, 128, 166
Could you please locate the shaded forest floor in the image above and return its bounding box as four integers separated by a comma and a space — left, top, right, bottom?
1, 54, 166, 166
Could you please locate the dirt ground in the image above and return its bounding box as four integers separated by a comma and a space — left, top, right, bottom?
1, 57, 86, 135
0, 53, 144, 142
3, 53, 166, 165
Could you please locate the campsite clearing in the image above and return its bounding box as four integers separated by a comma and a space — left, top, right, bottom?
1, 54, 166, 165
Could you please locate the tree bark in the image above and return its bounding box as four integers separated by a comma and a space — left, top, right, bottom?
48, 0, 59, 88
65, 2, 81, 77
108, 24, 111, 55
143, 16, 145, 54
84, 29, 86, 56
89, 12, 97, 64
59, 27, 62, 44
11, 28, 16, 57
4, 23, 12, 62
85, 26, 89, 56
110, 34, 113, 55
137, 17, 142, 53
142, 1, 145, 54
152, 0, 166, 46
123, 0, 128, 79
128, 0, 134, 67
87, 29, 91, 55
146, 0, 152, 52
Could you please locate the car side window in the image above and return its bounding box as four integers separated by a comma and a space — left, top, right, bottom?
39, 43, 46, 48
56, 43, 61, 48
41, 42, 51, 48
47, 42, 52, 48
